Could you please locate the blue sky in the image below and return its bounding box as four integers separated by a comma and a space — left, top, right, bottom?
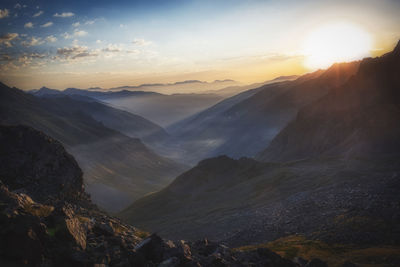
1, 0, 400, 90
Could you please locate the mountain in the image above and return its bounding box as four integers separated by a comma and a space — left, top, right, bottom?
0, 124, 299, 267
33, 94, 168, 141
32, 87, 224, 127
103, 92, 224, 127
201, 75, 299, 97
120, 42, 400, 264
109, 79, 240, 94
120, 156, 400, 248
257, 40, 400, 162
0, 83, 186, 212
159, 61, 359, 165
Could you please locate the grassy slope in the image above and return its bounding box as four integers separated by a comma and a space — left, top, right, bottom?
237, 235, 400, 267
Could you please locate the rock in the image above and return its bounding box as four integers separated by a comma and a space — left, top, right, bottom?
51, 206, 87, 250
65, 217, 87, 250
0, 183, 47, 265
0, 125, 87, 204
159, 257, 180, 267
305, 258, 328, 267
293, 256, 308, 266
342, 261, 358, 267
94, 221, 115, 236
134, 234, 164, 263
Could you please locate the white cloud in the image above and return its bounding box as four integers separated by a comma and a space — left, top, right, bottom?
96, 40, 102, 44
41, 22, 53, 28
85, 20, 95, 25
0, 33, 18, 47
62, 32, 72, 39
21, 37, 44, 47
74, 30, 88, 37
54, 12, 75, 18
132, 38, 152, 46
46, 35, 57, 43
14, 3, 22, 9
24, 22, 34, 28
57, 45, 97, 60
72, 22, 80, 27
0, 9, 9, 19
102, 44, 122, 53
33, 10, 43, 17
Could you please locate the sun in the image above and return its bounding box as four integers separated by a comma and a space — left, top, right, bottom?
303, 22, 372, 69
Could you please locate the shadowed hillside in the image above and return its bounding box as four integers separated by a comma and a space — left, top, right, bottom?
119, 43, 400, 262
257, 40, 400, 162
158, 61, 359, 165
0, 84, 186, 212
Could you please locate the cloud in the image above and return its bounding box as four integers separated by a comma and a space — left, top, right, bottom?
21, 37, 44, 47
132, 38, 152, 46
85, 20, 95, 25
57, 45, 97, 60
102, 44, 122, 53
14, 4, 22, 9
62, 32, 72, 39
72, 22, 80, 27
41, 22, 53, 28
73, 30, 88, 37
96, 40, 102, 44
0, 54, 12, 61
24, 22, 34, 28
54, 12, 74, 18
28, 53, 46, 59
46, 35, 57, 43
33, 10, 43, 17
0, 33, 18, 47
126, 49, 140, 55
0, 9, 9, 19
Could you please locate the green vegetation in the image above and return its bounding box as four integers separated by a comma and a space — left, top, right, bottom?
236, 235, 400, 267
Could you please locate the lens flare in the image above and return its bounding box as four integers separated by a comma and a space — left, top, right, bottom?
303, 22, 372, 69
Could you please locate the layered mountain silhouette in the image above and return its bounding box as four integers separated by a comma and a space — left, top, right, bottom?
0, 84, 186, 212
258, 40, 400, 161
159, 60, 359, 164
120, 42, 400, 256
32, 87, 224, 127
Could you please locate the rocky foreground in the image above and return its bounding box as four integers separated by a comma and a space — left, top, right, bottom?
1, 125, 325, 266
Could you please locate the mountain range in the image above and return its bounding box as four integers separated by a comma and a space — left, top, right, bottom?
0, 84, 186, 212
119, 41, 400, 260
156, 60, 359, 165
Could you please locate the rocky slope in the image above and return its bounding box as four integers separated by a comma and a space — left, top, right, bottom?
0, 84, 186, 212
120, 155, 400, 248
0, 125, 299, 267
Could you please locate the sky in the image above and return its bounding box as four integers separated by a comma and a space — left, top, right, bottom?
0, 0, 399, 90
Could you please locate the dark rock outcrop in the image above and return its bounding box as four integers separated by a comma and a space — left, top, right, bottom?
0, 125, 296, 266
0, 125, 86, 204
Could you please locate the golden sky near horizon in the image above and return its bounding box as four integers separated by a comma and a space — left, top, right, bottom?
0, 0, 399, 90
